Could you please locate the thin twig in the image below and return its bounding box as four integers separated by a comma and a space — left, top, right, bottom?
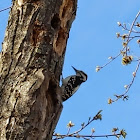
123, 59, 140, 95
0, 7, 11, 13
120, 35, 140, 39
112, 59, 140, 102
121, 24, 140, 33
100, 52, 121, 69
67, 127, 71, 135
53, 133, 121, 140
125, 11, 140, 55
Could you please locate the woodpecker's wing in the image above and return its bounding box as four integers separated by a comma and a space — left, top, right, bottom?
61, 76, 82, 101
61, 75, 76, 86
62, 85, 80, 101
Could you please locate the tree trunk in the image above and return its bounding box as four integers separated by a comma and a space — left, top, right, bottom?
0, 0, 77, 139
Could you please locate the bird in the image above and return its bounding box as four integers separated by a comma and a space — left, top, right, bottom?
61, 66, 88, 101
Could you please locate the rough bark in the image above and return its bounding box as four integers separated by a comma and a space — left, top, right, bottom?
0, 0, 77, 139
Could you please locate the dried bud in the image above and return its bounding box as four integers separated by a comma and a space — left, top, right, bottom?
76, 134, 80, 138
91, 128, 95, 133
54, 133, 62, 139
122, 42, 127, 47
136, 22, 140, 27
108, 56, 113, 59
114, 94, 122, 99
96, 66, 101, 72
122, 34, 127, 40
132, 72, 136, 77
120, 51, 126, 56
117, 22, 121, 26
122, 56, 133, 65
124, 85, 128, 89
108, 98, 113, 104
54, 133, 60, 136
67, 121, 75, 128
120, 129, 127, 138
116, 32, 120, 38
112, 128, 118, 133
123, 95, 129, 101
94, 110, 102, 120
81, 123, 85, 127
137, 39, 140, 44
127, 47, 130, 51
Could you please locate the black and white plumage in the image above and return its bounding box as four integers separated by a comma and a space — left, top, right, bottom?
61, 66, 88, 102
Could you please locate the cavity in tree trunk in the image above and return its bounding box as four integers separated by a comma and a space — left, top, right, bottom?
0, 0, 77, 139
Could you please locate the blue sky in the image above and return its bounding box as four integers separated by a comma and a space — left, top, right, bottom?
0, 1, 140, 140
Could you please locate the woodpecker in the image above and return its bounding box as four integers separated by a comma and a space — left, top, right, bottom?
61, 66, 88, 102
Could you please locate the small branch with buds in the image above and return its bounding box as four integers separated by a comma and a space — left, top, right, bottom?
96, 11, 140, 103
108, 59, 140, 104
53, 133, 122, 139
53, 110, 127, 140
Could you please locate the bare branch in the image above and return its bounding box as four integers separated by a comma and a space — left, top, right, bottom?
108, 59, 140, 103
0, 7, 11, 13
53, 133, 121, 140
125, 11, 140, 55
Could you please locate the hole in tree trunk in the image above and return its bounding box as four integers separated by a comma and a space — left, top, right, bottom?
51, 14, 60, 29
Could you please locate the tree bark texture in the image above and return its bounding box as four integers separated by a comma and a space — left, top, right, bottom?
0, 0, 77, 139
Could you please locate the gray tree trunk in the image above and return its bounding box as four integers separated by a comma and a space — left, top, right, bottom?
0, 0, 77, 139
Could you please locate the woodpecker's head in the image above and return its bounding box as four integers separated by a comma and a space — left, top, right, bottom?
72, 66, 88, 82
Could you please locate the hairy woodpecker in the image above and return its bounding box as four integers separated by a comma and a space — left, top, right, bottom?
61, 66, 88, 101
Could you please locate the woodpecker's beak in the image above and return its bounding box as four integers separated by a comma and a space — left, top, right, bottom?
72, 66, 78, 72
